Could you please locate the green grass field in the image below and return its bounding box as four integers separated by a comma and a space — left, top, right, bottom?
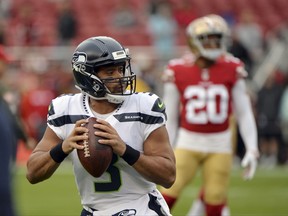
13, 162, 288, 216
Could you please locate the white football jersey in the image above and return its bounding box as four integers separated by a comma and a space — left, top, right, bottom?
47, 92, 168, 212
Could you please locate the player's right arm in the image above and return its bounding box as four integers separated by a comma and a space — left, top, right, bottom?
162, 65, 181, 147
26, 119, 87, 184
232, 78, 259, 180
163, 82, 180, 146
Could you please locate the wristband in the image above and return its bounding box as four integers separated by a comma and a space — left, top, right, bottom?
121, 145, 140, 166
49, 142, 68, 163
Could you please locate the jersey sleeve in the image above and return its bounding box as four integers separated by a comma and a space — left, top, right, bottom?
162, 64, 176, 83
47, 94, 70, 140
223, 54, 248, 80
139, 93, 167, 140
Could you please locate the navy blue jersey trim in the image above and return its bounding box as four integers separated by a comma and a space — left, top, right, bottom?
114, 112, 163, 124
148, 193, 167, 216
48, 115, 90, 127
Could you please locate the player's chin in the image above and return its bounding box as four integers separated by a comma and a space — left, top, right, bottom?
110, 87, 126, 95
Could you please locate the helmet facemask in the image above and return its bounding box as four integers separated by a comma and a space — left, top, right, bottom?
193, 33, 227, 60
95, 61, 136, 103
186, 14, 230, 60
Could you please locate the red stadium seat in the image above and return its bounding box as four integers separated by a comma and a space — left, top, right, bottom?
6, 0, 288, 46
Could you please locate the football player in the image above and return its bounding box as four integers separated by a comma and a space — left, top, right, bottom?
160, 14, 259, 216
0, 45, 17, 216
26, 36, 176, 216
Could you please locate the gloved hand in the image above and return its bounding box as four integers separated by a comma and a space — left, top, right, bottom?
241, 150, 259, 180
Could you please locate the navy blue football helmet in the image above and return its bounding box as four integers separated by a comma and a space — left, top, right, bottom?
72, 36, 136, 104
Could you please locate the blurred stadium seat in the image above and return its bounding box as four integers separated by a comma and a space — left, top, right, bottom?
5, 0, 288, 46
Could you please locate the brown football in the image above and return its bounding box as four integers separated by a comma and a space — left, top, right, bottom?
77, 117, 113, 177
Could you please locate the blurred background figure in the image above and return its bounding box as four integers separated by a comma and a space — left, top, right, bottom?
147, 0, 178, 66
227, 30, 254, 162
0, 20, 6, 45
256, 71, 285, 168
0, 45, 35, 161
19, 73, 56, 142
111, 0, 138, 29
56, 0, 77, 45
10, 51, 56, 144
132, 52, 158, 93
228, 30, 253, 74
234, 9, 264, 66
0, 45, 17, 216
279, 74, 288, 165
0, 0, 11, 19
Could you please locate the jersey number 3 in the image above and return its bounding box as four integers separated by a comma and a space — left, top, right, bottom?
185, 85, 229, 124
94, 154, 121, 192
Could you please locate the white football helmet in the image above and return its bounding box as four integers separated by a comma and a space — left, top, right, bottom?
186, 14, 230, 60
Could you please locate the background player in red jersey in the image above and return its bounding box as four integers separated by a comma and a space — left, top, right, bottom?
160, 14, 259, 216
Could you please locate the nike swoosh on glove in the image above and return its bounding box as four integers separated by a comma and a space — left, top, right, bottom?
241, 151, 259, 180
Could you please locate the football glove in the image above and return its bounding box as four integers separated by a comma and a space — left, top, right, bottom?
241, 150, 259, 180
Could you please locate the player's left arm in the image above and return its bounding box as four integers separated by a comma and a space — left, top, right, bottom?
232, 78, 259, 180
133, 125, 176, 188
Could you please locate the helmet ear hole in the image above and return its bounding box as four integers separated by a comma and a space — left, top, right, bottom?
92, 80, 106, 97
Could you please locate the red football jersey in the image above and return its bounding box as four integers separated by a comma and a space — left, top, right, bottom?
164, 54, 247, 133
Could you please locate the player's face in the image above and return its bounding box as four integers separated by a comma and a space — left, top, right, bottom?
97, 64, 128, 94
198, 34, 222, 49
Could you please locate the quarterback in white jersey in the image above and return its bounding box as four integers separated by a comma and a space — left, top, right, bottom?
26, 36, 176, 216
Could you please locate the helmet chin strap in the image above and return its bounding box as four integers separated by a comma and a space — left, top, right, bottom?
105, 94, 126, 104
79, 90, 126, 104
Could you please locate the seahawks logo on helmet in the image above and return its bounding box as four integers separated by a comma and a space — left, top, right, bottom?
72, 52, 88, 74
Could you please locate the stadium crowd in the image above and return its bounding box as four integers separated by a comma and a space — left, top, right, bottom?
0, 0, 288, 167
